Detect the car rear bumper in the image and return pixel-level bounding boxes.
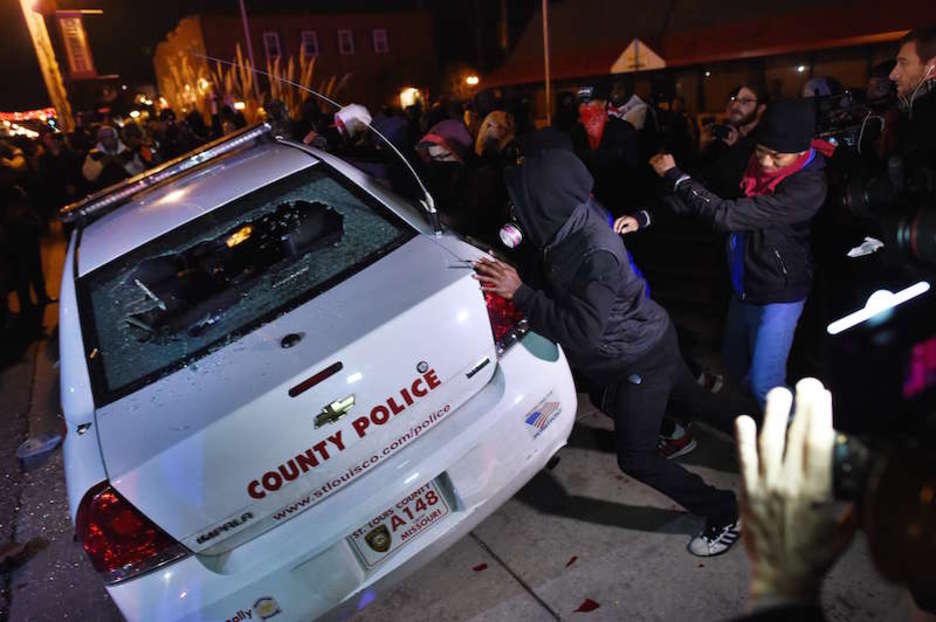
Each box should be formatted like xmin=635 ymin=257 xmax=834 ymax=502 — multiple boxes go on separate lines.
xmin=106 ymin=332 xmax=577 ymax=622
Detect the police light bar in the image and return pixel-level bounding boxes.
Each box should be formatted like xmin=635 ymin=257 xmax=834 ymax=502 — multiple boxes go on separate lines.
xmin=827 ymin=281 xmax=931 ymax=335
xmin=60 ymin=123 xmax=273 ymax=225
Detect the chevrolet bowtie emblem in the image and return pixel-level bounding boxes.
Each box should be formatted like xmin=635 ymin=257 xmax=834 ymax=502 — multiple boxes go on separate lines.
xmin=315 ymin=395 xmax=355 ymax=428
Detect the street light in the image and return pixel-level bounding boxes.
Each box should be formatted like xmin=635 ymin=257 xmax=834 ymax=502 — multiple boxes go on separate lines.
xmin=400 ymin=87 xmax=420 ymax=109
xmin=465 ymin=75 xmax=480 ymax=86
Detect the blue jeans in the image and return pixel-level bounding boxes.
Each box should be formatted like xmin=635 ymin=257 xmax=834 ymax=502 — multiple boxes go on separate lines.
xmin=722 ymin=297 xmax=806 ymax=410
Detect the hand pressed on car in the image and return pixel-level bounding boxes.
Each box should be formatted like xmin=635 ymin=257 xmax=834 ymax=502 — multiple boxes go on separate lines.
xmin=473 ymin=257 xmax=523 ymax=300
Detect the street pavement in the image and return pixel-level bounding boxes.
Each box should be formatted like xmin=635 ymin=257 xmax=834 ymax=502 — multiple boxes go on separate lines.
xmin=0 ymin=233 xmax=916 ymax=622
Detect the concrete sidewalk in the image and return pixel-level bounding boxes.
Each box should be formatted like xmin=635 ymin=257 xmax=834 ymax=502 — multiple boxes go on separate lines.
xmin=2 ymin=337 xmax=122 ymax=622
xmin=351 ymin=407 xmax=908 ymax=622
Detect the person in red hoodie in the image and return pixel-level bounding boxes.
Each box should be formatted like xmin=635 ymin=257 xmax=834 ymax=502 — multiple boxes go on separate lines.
xmin=652 ymin=99 xmax=827 ymax=411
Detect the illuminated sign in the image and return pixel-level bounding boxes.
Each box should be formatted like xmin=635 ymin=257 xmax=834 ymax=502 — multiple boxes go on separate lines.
xmin=56 ymin=13 xmax=97 ymax=79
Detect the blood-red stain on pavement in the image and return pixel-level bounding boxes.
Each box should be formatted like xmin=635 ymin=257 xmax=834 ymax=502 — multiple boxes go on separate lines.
xmin=575 ymin=598 xmax=600 ymax=613
xmin=472 ymin=563 xmax=488 ymax=572
xmin=566 ymin=555 xmax=578 ymax=567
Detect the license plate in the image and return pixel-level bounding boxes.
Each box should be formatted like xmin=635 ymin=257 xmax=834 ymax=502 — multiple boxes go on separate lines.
xmin=348 ymin=480 xmax=450 ymax=568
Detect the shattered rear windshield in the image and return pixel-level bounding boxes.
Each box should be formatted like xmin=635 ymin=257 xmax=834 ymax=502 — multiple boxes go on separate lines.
xmin=79 ymin=164 xmax=415 ymax=404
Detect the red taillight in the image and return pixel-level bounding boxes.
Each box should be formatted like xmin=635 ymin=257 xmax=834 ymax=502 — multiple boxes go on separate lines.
xmin=484 ymin=292 xmax=528 ymax=355
xmin=75 ymin=482 xmax=188 ymax=584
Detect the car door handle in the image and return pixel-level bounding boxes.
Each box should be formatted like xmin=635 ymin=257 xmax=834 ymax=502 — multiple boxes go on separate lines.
xmin=289 ymin=361 xmax=343 ymax=398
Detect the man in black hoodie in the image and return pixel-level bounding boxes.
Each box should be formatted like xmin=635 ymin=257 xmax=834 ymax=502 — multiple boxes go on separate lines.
xmin=474 ymin=134 xmax=741 ymax=557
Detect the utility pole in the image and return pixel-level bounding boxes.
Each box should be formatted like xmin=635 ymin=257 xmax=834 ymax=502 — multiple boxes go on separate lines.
xmin=499 ymin=0 xmax=509 ymax=53
xmin=542 ymin=0 xmax=551 ymax=124
xmin=19 ymin=0 xmax=74 ymax=131
xmin=239 ymin=0 xmax=260 ymax=99
xmin=473 ymin=0 xmax=484 ymax=70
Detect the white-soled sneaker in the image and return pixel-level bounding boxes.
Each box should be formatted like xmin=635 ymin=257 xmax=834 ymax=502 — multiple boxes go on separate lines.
xmin=657 ymin=422 xmax=698 ymax=460
xmin=688 ymin=518 xmax=742 ymax=557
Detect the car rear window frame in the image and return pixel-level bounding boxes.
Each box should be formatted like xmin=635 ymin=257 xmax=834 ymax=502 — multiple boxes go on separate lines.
xmin=75 ymin=158 xmax=418 ymax=407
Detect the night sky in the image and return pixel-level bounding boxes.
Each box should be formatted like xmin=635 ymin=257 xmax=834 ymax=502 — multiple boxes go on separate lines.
xmin=0 ymin=0 xmax=536 ymax=111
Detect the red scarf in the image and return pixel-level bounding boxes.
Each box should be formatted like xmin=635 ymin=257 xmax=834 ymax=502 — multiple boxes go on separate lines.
xmin=579 ymin=103 xmax=607 ymax=150
xmin=810 ymin=138 xmax=836 ymax=158
xmin=740 ymin=149 xmax=812 ymax=197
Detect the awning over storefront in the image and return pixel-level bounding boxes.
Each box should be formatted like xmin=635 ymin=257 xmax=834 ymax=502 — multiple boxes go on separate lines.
xmin=485 ymin=0 xmax=935 ymax=88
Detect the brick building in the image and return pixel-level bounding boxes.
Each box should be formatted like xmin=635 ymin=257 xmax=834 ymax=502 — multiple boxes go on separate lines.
xmin=155 ymin=9 xmax=436 ymax=112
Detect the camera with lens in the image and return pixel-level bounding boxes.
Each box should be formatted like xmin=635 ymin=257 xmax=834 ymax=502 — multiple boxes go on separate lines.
xmin=816 ymin=84 xmax=936 ymax=599
xmin=814 ymin=87 xmax=896 ymax=149
xmin=711 ymin=123 xmax=732 ymax=141
xmin=826 ymin=274 xmax=936 ymax=600
xmin=822 ymin=86 xmax=936 ymax=269
xmin=840 ymin=163 xmax=936 ymax=268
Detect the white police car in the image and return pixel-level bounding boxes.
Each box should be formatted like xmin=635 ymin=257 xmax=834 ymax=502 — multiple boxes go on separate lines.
xmin=58 ymin=124 xmax=577 ymax=621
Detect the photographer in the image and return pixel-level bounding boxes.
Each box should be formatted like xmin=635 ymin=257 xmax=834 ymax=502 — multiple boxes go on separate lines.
xmin=653 ymin=99 xmax=827 ymax=410
xmin=696 ymin=84 xmax=768 ymax=199
xmin=474 ymin=134 xmax=742 ymax=557
xmin=825 ymin=29 xmax=936 ymax=282
xmin=890 ymin=27 xmax=936 ymax=178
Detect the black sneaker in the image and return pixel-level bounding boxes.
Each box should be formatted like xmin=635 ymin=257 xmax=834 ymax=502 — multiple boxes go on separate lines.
xmin=688 ymin=518 xmax=742 ymax=557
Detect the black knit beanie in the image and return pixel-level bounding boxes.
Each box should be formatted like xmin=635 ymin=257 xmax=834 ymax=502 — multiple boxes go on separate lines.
xmin=755 ymin=98 xmax=816 ymax=153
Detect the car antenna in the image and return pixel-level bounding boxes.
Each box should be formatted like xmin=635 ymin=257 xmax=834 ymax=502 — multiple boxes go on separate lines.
xmin=192 ymin=53 xmax=442 ymax=235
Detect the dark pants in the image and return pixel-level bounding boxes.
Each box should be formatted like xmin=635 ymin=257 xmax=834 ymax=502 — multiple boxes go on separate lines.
xmin=596 ymin=322 xmax=738 ymax=523
xmin=10 ymin=235 xmax=47 ymax=312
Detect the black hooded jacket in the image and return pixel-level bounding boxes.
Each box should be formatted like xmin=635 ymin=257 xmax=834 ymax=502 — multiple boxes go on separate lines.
xmin=507 ymin=145 xmax=669 ymax=381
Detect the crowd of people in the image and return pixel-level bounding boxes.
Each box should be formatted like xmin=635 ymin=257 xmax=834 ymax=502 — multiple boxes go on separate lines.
xmin=475 ymin=28 xmax=936 ymax=620
xmin=474 ymin=27 xmax=935 ymax=619
xmin=200 ymin=29 xmax=935 ymax=606
xmin=0 ymin=100 xmax=249 ymax=346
